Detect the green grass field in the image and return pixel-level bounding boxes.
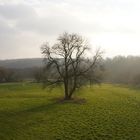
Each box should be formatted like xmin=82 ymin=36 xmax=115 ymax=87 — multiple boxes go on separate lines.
xmin=0 ymin=83 xmax=140 ymax=140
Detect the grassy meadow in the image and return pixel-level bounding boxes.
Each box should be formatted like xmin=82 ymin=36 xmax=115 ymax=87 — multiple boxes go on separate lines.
xmin=0 ymin=83 xmax=140 ymax=140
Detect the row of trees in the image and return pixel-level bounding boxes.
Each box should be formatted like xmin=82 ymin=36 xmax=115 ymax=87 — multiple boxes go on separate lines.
xmin=103 ymin=56 xmax=140 ymax=85
xmin=2 ymin=56 xmax=140 ymax=86
xmin=0 ymin=67 xmax=41 ymax=83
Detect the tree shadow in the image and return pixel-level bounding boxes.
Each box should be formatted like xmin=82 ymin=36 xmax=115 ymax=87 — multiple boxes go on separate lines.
xmin=50 ymin=96 xmax=87 ymax=104
xmin=0 ymin=97 xmax=85 ymax=121
xmin=0 ymin=101 xmax=58 ymax=120
xmin=25 ymin=101 xmax=58 ymax=113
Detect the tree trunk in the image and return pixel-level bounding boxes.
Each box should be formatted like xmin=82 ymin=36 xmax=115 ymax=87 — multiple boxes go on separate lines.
xmin=64 ymin=95 xmax=71 ymax=100
xmin=68 ymin=88 xmax=74 ymax=99
xmin=64 ymin=79 xmax=70 ymax=100
xmin=68 ymin=77 xmax=76 ymax=99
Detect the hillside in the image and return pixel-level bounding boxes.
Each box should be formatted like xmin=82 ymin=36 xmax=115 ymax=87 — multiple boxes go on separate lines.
xmin=0 ymin=58 xmax=43 ymax=68
xmin=0 ymin=83 xmax=140 ymax=140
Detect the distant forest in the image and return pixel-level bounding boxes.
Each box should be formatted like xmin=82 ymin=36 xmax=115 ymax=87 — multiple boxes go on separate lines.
xmin=0 ymin=56 xmax=140 ymax=85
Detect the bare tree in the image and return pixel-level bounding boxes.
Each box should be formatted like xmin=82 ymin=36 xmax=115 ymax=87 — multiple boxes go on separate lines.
xmin=0 ymin=67 xmax=16 ymax=83
xmin=41 ymin=32 xmax=102 ymax=100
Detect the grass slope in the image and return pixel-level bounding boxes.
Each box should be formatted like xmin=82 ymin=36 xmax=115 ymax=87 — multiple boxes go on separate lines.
xmin=0 ymin=83 xmax=140 ymax=140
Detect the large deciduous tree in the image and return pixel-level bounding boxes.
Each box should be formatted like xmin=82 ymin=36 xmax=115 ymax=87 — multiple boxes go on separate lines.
xmin=41 ymin=32 xmax=102 ymax=100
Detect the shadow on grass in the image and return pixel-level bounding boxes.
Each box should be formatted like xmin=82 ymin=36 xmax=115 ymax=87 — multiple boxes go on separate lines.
xmin=0 ymin=101 xmax=58 ymax=121
xmin=50 ymin=97 xmax=87 ymax=104
xmin=0 ymin=97 xmax=86 ymax=119
xmin=25 ymin=102 xmax=58 ymax=113
xmin=0 ymin=101 xmax=59 ymax=139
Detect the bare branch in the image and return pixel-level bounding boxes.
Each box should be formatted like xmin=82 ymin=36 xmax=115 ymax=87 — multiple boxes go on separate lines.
xmin=41 ymin=32 xmax=103 ymax=100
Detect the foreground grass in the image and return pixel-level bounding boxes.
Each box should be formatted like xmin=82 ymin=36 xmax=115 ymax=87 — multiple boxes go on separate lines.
xmin=0 ymin=83 xmax=140 ymax=140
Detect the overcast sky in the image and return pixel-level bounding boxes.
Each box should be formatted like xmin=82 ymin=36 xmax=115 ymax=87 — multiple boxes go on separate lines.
xmin=0 ymin=0 xmax=140 ymax=59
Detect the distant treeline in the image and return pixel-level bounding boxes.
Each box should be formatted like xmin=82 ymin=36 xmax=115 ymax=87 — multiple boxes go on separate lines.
xmin=0 ymin=67 xmax=39 ymax=82
xmin=103 ymin=56 xmax=140 ymax=85
xmin=0 ymin=56 xmax=140 ymax=85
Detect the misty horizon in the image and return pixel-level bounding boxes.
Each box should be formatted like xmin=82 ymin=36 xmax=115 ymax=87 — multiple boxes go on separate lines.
xmin=1 ymin=54 xmax=140 ymax=61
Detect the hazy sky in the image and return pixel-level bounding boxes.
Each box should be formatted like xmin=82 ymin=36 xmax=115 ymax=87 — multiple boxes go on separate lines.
xmin=0 ymin=0 xmax=140 ymax=59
